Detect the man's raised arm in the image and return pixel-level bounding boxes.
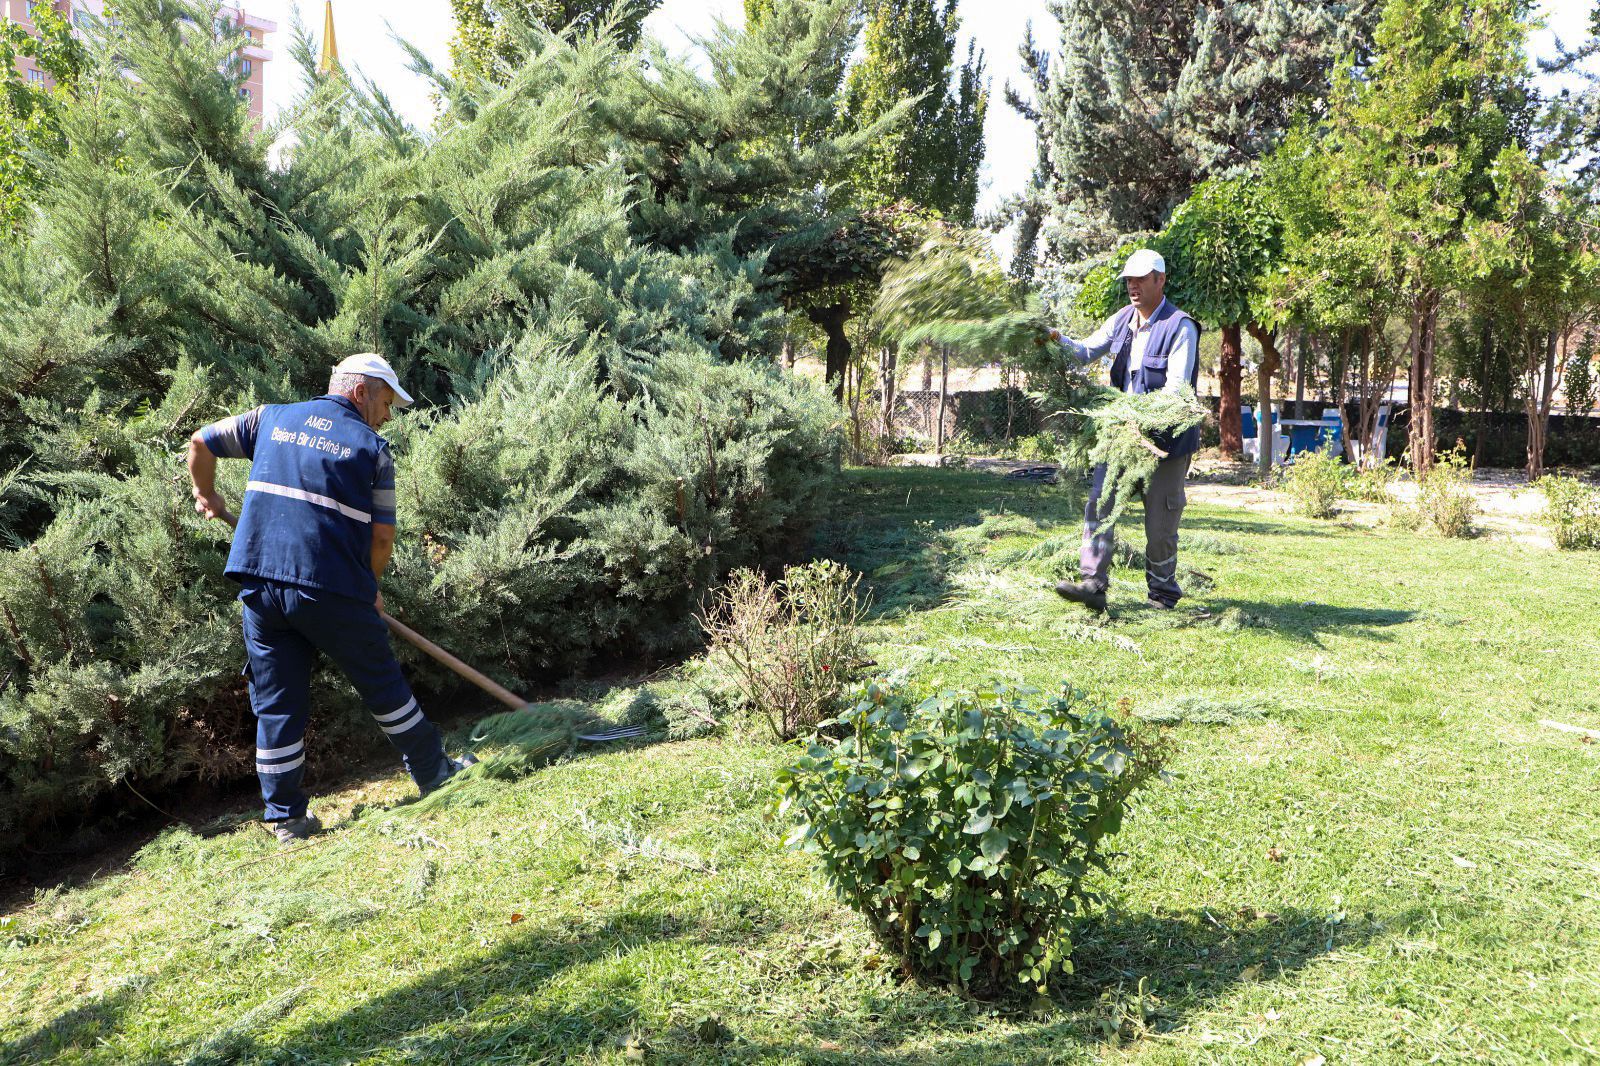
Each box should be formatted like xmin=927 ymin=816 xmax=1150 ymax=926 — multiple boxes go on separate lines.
xmin=1048 ymin=316 xmax=1116 ymax=368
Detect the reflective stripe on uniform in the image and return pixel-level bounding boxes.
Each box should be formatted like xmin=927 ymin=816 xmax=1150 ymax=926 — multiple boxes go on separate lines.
xmin=256 ymin=740 xmax=304 ymax=760
xmin=246 ymin=480 xmax=372 ymax=523
xmin=373 ymin=697 xmax=418 ymax=724
xmin=256 ymin=754 xmax=306 ymax=774
xmin=380 ymin=708 xmax=425 ymax=735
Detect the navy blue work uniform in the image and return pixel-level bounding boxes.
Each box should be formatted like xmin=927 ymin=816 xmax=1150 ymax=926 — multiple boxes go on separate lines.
xmin=199 ymin=394 xmax=449 ymax=822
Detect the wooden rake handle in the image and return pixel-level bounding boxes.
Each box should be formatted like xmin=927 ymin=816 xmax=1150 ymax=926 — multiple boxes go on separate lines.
xmin=380 ymin=613 xmax=528 ymax=711
xmin=209 ymin=506 xmax=528 ymax=711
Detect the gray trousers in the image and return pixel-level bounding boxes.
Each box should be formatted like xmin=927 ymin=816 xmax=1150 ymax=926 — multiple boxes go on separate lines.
xmin=1079 ymin=454 xmax=1191 ymax=605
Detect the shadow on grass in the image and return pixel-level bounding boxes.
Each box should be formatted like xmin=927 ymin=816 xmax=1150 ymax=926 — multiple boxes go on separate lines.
xmin=1 ymin=975 xmax=155 ymax=1063
xmin=4 ymin=895 xmax=1411 ymax=1064
xmin=1192 ymin=597 xmax=1417 ymax=647
xmin=1183 ymin=511 xmax=1340 ymax=538
xmin=765 ymin=904 xmax=1412 ymax=1063
xmin=758 ymin=903 xmax=1410 ymax=1064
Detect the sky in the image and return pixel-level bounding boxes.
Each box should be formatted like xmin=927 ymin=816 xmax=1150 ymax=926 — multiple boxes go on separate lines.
xmin=254 ymin=0 xmax=1595 ymax=231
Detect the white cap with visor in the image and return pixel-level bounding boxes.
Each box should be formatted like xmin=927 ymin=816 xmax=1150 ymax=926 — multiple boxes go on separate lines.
xmin=333 ymin=353 xmax=413 ymax=408
xmin=1121 ymin=248 xmax=1167 ymax=278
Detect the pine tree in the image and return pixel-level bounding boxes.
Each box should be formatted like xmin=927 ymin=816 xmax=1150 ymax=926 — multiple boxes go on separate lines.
xmin=1010 ymin=0 xmax=1376 ymax=272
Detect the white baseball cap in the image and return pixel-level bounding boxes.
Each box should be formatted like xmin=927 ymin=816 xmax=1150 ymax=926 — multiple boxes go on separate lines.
xmin=1121 ymin=248 xmax=1167 ymax=277
xmin=333 ymin=352 xmax=414 ymax=408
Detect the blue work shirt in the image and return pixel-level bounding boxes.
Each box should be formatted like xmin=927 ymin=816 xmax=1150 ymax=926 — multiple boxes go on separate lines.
xmin=198 ymin=394 xmax=397 ymax=603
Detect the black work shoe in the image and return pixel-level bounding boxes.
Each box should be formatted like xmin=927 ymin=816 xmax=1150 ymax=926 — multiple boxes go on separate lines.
xmin=271 ymin=813 xmax=321 ymax=845
xmin=419 ymin=753 xmax=479 ymax=797
xmin=1054 ymin=580 xmax=1108 ymax=613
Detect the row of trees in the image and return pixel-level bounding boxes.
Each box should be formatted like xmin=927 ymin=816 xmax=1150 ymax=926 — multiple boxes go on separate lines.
xmin=1017 ymin=0 xmax=1600 ymax=478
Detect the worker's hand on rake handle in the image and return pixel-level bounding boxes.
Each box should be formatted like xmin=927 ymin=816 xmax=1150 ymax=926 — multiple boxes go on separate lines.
xmin=193 ymin=487 xmax=235 ymax=527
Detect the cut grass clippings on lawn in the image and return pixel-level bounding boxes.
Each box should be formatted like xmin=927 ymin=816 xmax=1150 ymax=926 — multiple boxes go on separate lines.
xmin=3 ymin=465 xmax=1600 ymax=1064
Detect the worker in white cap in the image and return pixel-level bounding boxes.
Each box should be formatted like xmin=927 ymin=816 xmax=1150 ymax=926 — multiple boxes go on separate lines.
xmin=186 ymin=354 xmax=472 ymax=843
xmin=1047 ymin=248 xmax=1204 ymax=614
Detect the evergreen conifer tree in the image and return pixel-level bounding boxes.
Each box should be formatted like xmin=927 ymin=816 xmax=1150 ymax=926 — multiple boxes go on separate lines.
xmin=0 ymin=0 xmax=868 ymax=864
xmin=1010 ymin=0 xmax=1376 ymax=272
xmin=450 ymin=0 xmax=663 ymax=78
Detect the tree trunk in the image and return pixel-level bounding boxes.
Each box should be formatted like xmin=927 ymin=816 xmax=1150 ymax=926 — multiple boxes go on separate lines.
xmin=849 ymin=355 xmax=862 ymax=456
xmin=1295 ymin=330 xmax=1308 ymax=419
xmin=1407 ymin=290 xmax=1439 ymax=476
xmin=1474 ymin=319 xmax=1493 ymax=467
xmin=1247 ymin=323 xmax=1281 ymax=479
xmin=935 ymin=345 xmax=950 ymax=455
xmin=1219 ymin=322 xmax=1243 ymax=458
xmin=921 ymin=346 xmax=933 ymax=390
xmin=1528 ymin=329 xmax=1559 ymax=479
xmin=782 ymin=333 xmax=796 ymax=369
xmin=879 ymin=344 xmax=898 ymax=446
xmin=806 ymin=301 xmax=851 ymax=404
xmin=1347 ymin=329 xmax=1366 ymax=464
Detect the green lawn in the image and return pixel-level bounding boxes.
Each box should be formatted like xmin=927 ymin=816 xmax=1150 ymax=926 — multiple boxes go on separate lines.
xmin=4 ymin=466 xmax=1599 ymax=1064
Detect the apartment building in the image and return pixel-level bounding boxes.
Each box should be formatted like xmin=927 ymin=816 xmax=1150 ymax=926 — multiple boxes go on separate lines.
xmin=8 ymin=1 xmax=276 ymax=123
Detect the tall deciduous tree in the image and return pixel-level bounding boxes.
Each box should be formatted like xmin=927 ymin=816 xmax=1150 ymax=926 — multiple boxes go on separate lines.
xmin=0 ymin=6 xmax=85 ymax=239
xmin=839 ymin=0 xmax=987 ymax=435
xmin=1317 ymin=0 xmax=1534 ymax=474
xmin=842 ymin=0 xmax=986 ymax=224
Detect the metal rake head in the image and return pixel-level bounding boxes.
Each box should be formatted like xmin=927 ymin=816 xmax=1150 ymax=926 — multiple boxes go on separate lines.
xmin=576 ymin=725 xmax=647 ymax=743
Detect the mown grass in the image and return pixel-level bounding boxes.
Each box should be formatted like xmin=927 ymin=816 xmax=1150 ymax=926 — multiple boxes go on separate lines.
xmin=4 ymin=465 xmax=1599 ymax=1064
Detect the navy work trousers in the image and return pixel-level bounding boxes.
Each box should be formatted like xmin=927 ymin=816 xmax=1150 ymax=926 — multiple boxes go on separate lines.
xmin=239 ymin=579 xmax=448 ymax=821
xmin=1079 ymin=454 xmax=1192 ymax=606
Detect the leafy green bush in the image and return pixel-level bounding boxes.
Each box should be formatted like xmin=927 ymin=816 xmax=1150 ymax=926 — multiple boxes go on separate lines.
xmin=777 ymin=677 xmax=1168 ymax=997
xmin=1350 ymin=457 xmax=1400 ymax=504
xmin=1536 ymin=475 xmax=1600 ymax=550
xmin=1416 ymin=447 xmax=1478 ymax=538
xmin=1012 ymin=432 xmax=1060 ymax=463
xmin=702 ymin=561 xmax=870 ymax=740
xmin=1281 ymin=444 xmax=1349 ymax=518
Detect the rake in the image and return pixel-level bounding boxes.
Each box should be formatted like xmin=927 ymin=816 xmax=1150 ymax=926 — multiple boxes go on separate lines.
xmin=383 ymin=614 xmax=645 ymax=743
xmin=215 ymin=511 xmax=642 ymax=743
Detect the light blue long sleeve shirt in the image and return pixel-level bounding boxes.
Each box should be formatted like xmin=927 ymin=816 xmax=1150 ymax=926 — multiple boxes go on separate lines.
xmin=1057 ymin=303 xmax=1200 ymax=395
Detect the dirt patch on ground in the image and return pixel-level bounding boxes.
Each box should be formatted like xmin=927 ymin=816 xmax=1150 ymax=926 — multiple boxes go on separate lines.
xmin=1186 ymin=465 xmax=1553 ymax=546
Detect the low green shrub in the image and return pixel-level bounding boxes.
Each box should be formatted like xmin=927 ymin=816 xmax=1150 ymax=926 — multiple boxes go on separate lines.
xmin=777 ymin=676 xmax=1168 ymax=997
xmin=1416 ymin=447 xmax=1478 ymax=538
xmin=702 ymin=560 xmax=870 ymax=741
xmin=1350 ymin=458 xmax=1400 ymax=504
xmin=1536 ymin=475 xmax=1600 ymax=550
xmin=1282 ymin=445 xmax=1349 ymax=518
xmin=1013 ymin=433 xmax=1060 ymax=463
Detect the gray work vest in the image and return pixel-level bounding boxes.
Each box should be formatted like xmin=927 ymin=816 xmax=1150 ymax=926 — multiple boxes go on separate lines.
xmin=1107 ymin=299 xmax=1203 ymax=458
